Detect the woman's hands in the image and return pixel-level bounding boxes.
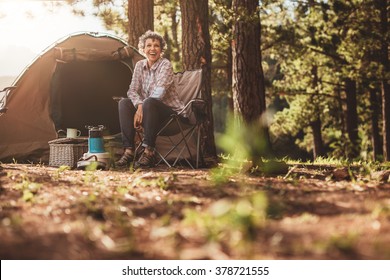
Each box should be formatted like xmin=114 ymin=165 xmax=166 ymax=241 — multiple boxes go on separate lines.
xmin=134 ymin=104 xmax=143 ymax=129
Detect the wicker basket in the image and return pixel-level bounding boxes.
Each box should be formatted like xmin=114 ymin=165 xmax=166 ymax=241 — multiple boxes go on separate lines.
xmin=49 ymin=138 xmax=88 ymax=168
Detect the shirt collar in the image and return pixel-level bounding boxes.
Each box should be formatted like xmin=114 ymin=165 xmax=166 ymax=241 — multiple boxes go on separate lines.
xmin=143 ymin=57 xmax=164 ymax=71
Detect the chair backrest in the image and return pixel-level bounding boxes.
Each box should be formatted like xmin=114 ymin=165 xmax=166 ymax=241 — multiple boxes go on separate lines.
xmin=174 ymin=69 xmax=203 ymax=104
xmin=174 ymin=69 xmax=203 ymax=122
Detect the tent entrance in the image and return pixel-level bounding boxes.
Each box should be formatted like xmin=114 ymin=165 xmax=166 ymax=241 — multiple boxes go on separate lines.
xmin=50 ymin=60 xmax=131 ymax=136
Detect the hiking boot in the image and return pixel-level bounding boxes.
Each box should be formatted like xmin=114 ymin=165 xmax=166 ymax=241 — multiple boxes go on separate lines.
xmin=134 ymin=150 xmax=155 ymax=169
xmin=115 ymin=152 xmax=134 ymax=167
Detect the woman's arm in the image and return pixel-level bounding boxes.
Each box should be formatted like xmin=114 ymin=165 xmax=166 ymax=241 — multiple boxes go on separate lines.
xmin=127 ymin=61 xmax=144 ymax=106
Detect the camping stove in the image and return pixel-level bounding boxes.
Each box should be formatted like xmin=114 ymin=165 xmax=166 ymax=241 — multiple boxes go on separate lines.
xmin=77 ymin=125 xmax=110 ymax=170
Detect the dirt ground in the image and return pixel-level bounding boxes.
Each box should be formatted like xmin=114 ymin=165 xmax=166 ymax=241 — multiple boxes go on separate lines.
xmin=1 ymin=162 xmax=390 ymax=260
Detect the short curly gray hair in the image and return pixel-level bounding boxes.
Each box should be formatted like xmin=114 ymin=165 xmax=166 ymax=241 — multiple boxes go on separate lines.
xmin=138 ymin=30 xmax=166 ymax=53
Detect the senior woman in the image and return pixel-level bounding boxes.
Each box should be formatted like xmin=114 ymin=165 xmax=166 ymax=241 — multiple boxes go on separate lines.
xmin=116 ymin=30 xmax=185 ymax=168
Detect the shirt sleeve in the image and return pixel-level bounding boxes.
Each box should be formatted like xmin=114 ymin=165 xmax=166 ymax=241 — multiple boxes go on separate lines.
xmin=149 ymin=59 xmax=174 ymax=100
xmin=127 ymin=61 xmax=143 ymax=107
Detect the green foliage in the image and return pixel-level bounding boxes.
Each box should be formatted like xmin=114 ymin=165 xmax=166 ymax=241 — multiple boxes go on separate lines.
xmin=372 ymin=204 xmax=390 ymax=220
xmin=63 ymin=0 xmax=128 ymax=37
xmin=326 ymin=232 xmax=359 ymax=255
xmin=182 ymin=192 xmax=268 ymax=252
xmin=13 ymin=175 xmax=41 ymax=202
xmin=262 ymin=0 xmax=388 ymax=161
xmin=211 ymin=113 xmax=271 ymax=182
xmin=57 ymin=165 xmax=71 ymax=172
xmin=131 ymin=175 xmax=171 ymax=190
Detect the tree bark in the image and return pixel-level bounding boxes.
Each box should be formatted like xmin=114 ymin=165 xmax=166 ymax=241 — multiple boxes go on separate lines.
xmin=310 ymin=66 xmax=325 ymax=159
xmin=232 ymin=0 xmax=264 ymax=123
xmin=311 ymin=118 xmax=325 ymax=159
xmin=232 ymin=0 xmax=270 ymax=162
xmin=227 ymin=45 xmax=234 ymax=111
xmin=345 ymin=78 xmax=359 ymax=157
xmin=369 ymin=87 xmax=382 ymax=160
xmin=179 ymin=0 xmax=217 ymax=159
xmin=163 ymin=31 xmax=171 ymax=60
xmin=378 ymin=0 xmax=390 ymax=161
xmin=127 ymin=0 xmax=154 ymax=47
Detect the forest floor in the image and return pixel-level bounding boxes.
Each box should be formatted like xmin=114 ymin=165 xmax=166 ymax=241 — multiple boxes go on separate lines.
xmin=1 ymin=161 xmax=390 ymax=260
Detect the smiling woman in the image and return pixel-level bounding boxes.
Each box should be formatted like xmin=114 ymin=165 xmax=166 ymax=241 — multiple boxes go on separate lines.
xmin=0 ymin=0 xmax=110 ymax=76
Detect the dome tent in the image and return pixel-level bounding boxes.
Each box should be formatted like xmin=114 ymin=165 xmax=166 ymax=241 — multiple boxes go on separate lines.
xmin=0 ymin=32 xmax=144 ymax=162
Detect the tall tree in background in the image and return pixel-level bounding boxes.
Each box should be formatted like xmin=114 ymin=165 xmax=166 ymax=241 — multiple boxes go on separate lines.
xmin=179 ymin=0 xmax=217 ymax=159
xmin=377 ymin=0 xmax=390 ymax=160
xmin=369 ymin=87 xmax=382 ymax=160
xmin=232 ymin=0 xmax=266 ymax=123
xmin=310 ymin=66 xmax=325 ymax=158
xmin=127 ymin=0 xmax=154 ymax=46
xmin=232 ymin=0 xmax=269 ymax=163
xmin=265 ymin=0 xmax=371 ymax=160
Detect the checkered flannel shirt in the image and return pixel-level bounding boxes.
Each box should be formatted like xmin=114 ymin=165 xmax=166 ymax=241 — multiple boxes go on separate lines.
xmin=127 ymin=58 xmax=186 ymax=116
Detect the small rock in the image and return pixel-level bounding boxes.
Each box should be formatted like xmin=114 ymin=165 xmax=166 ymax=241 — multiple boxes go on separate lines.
xmin=332 ymin=167 xmax=351 ymax=181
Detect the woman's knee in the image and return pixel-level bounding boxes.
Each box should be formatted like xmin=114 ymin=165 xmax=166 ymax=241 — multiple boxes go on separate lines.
xmin=118 ymin=98 xmax=135 ymax=112
xmin=142 ymin=97 xmax=160 ymax=111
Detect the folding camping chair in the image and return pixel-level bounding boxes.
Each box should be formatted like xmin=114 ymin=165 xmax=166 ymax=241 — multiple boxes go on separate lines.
xmin=0 ymin=86 xmax=17 ymax=116
xmin=136 ymin=68 xmax=206 ymax=169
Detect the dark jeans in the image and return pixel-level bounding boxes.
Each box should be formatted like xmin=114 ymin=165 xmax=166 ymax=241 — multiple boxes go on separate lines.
xmin=118 ymin=97 xmax=176 ymax=149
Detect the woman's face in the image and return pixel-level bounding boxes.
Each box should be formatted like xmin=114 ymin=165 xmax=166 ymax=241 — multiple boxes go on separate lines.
xmin=143 ymin=38 xmax=162 ymax=67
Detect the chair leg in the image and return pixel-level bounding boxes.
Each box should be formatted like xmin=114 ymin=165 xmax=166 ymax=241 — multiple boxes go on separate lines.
xmin=155 ymin=149 xmax=172 ymax=167
xmin=175 ymin=118 xmax=195 ymax=164
xmin=196 ymin=125 xmax=201 ymax=169
xmin=156 ymin=125 xmax=197 ymax=169
xmin=133 ymin=131 xmax=144 ymax=166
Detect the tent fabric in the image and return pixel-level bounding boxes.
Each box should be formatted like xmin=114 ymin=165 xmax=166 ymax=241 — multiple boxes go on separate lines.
xmin=0 ymin=32 xmax=144 ymax=162
xmin=54 ymin=45 xmax=140 ymax=63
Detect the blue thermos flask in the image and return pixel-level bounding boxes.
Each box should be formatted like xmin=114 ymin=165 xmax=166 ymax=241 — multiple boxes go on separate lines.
xmin=87 ymin=125 xmax=105 ymax=153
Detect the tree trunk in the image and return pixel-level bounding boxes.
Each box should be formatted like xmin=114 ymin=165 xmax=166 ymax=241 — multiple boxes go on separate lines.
xmin=335 ymin=85 xmax=349 ymax=157
xmin=232 ymin=0 xmax=264 ymax=123
xmin=311 ymin=118 xmax=325 ymax=159
xmin=381 ymin=83 xmax=390 ymax=161
xmin=127 ymin=0 xmax=154 ymax=47
xmin=170 ymin=8 xmax=181 ymax=64
xmin=224 ymin=0 xmax=234 ymax=111
xmin=227 ymin=45 xmax=234 ymax=111
xmin=231 ymin=0 xmax=269 ymax=160
xmin=370 ymin=87 xmax=382 ymax=160
xmin=345 ymin=78 xmax=359 ymax=158
xmin=162 ymin=31 xmax=171 ymax=61
xmin=179 ymin=0 xmax=217 ymax=159
xmin=310 ymin=66 xmax=324 ymax=159
xmin=379 ymin=0 xmax=390 ymax=161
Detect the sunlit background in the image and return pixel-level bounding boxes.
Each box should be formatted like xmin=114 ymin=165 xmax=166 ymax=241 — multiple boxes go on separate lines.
xmin=0 ymin=0 xmax=113 ymax=81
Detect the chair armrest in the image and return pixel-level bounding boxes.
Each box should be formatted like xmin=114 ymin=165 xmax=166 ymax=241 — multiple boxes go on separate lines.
xmin=112 ymin=96 xmax=125 ymax=103
xmin=176 ymin=98 xmax=205 ymax=116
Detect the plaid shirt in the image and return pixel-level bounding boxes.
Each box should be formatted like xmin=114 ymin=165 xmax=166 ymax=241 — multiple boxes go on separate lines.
xmin=127 ymin=58 xmax=185 ymax=115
